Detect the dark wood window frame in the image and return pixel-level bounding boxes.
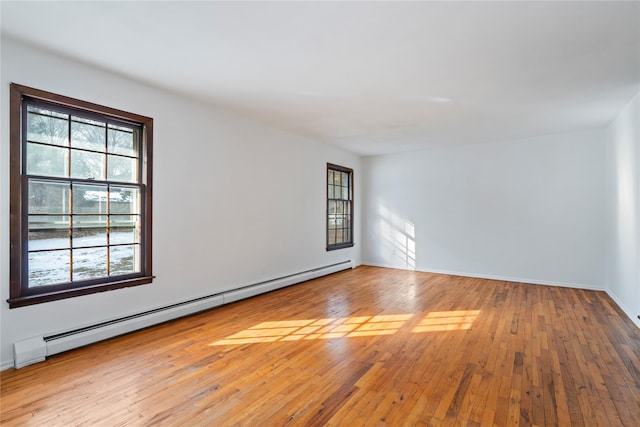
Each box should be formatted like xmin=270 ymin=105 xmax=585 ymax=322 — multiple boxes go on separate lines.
xmin=8 ymin=83 xmax=154 ymax=308
xmin=326 ymin=163 xmax=354 ymax=251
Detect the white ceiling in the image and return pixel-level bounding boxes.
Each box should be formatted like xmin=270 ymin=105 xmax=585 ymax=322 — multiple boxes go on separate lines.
xmin=2 ymin=1 xmax=639 ymax=156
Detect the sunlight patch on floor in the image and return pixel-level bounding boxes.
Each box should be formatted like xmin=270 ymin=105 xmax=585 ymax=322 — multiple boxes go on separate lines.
xmin=412 ymin=310 xmax=480 ymax=332
xmin=210 ymin=314 xmax=414 ymax=346
xmin=210 ymin=311 xmax=480 ymax=345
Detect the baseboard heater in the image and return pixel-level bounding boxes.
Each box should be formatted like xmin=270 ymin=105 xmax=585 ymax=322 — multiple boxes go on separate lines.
xmin=13 ymin=260 xmax=353 ymax=369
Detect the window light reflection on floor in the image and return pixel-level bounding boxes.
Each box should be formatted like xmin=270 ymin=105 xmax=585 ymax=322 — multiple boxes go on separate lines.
xmin=209 ymin=314 xmax=413 ymax=346
xmin=209 ymin=310 xmax=480 ymax=346
xmin=411 ymin=310 xmax=480 ymax=332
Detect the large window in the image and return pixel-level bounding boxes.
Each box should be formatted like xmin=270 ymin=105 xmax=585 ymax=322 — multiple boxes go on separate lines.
xmin=9 ymin=84 xmax=153 ymax=308
xmin=327 ymin=163 xmax=354 ymax=250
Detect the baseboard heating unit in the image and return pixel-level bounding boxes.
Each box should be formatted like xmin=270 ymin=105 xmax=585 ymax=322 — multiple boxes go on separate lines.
xmin=13 ymin=260 xmax=353 ymax=369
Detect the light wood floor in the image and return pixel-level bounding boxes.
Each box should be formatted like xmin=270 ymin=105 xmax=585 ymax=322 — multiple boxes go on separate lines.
xmin=1 ymin=266 xmax=639 ymax=426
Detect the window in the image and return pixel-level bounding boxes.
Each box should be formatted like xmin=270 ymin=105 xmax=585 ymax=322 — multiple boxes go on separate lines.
xmin=327 ymin=163 xmax=354 ymax=250
xmin=9 ymin=84 xmax=153 ymax=308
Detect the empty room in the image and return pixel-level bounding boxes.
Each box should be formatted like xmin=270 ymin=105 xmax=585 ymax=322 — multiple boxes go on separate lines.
xmin=1 ymin=1 xmax=639 ymax=426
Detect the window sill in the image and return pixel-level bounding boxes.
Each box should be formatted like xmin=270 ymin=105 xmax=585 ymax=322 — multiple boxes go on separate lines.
xmin=326 ymin=243 xmax=355 ymax=251
xmin=7 ymin=276 xmax=154 ymax=308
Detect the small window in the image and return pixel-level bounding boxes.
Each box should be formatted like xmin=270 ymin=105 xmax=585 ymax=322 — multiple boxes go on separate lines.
xmin=9 ymin=84 xmax=153 ymax=308
xmin=327 ymin=163 xmax=354 ymax=250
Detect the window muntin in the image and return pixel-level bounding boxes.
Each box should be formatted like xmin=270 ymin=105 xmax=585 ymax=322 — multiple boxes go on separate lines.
xmin=327 ymin=164 xmax=354 ymax=250
xmin=9 ymin=84 xmax=153 ymax=308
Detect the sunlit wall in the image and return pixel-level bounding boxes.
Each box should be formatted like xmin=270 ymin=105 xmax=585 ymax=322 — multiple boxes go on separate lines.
xmin=362 ymin=129 xmax=607 ymax=289
xmin=606 ymin=92 xmax=640 ymax=327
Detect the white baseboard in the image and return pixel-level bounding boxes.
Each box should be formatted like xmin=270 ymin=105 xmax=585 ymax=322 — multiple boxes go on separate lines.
xmin=1 ymin=359 xmax=16 ymax=371
xmin=363 ymin=262 xmax=605 ymax=291
xmin=605 ymin=289 xmax=640 ymax=329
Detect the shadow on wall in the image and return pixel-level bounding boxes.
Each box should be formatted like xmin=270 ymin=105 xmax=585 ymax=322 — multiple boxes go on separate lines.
xmin=378 ymin=203 xmax=416 ymax=270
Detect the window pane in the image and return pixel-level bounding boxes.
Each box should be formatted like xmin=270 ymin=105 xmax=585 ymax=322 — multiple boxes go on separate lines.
xmin=73 ymin=184 xmax=108 ymax=214
xmin=107 ymin=155 xmax=137 ymax=182
xmin=27 ymin=107 xmax=69 ymax=146
xmin=72 ymin=215 xmax=107 ymax=248
xmin=328 ymin=170 xmax=334 ymax=185
xmin=72 ymin=247 xmax=107 ymax=281
xmin=109 ymin=187 xmax=139 ymax=214
xmin=29 ymin=215 xmax=70 ymax=250
xmin=110 ymin=215 xmax=140 ymax=244
xmin=29 ymin=180 xmax=70 ymax=214
xmin=328 ymin=229 xmax=337 ymax=245
xmin=328 ymin=184 xmax=334 ymax=199
xmin=71 ymin=117 xmax=106 ymax=151
xmin=29 ymin=249 xmax=70 ymax=287
xmin=70 ymin=149 xmax=105 ymax=180
xmin=27 ymin=106 xmax=67 ymax=119
xmin=335 ymin=228 xmax=342 ymax=244
xmin=342 ymin=187 xmax=349 ymax=199
xmin=108 ymin=125 xmax=136 ymax=156
xmin=27 ymin=143 xmax=68 ymax=177
xmin=110 ymin=245 xmax=139 ymax=276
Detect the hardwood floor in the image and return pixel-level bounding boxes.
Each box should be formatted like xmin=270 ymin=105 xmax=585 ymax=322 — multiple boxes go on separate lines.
xmin=1 ymin=266 xmax=639 ymax=426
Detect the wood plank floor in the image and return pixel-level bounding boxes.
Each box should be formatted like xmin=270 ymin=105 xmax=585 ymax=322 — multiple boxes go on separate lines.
xmin=1 ymin=266 xmax=639 ymax=426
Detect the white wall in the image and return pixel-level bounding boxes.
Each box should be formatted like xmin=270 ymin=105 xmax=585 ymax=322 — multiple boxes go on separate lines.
xmin=0 ymin=38 xmax=361 ymax=368
xmin=606 ymin=92 xmax=640 ymax=328
xmin=363 ymin=130 xmax=607 ymax=289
